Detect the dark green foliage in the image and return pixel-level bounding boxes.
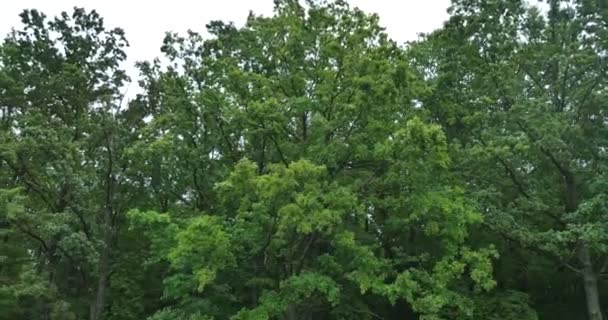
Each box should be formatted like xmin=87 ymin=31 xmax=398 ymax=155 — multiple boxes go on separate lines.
xmin=411 ymin=0 xmax=608 ymax=318
xmin=1 ymin=1 xmax=606 ymax=319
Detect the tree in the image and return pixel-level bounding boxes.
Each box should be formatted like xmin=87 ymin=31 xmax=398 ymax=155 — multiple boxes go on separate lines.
xmin=11 ymin=1 xmax=606 ymax=319
xmin=0 ymin=7 xmax=148 ymax=320
xmin=131 ymin=1 xmax=496 ymax=319
xmin=412 ymin=0 xmax=608 ymax=318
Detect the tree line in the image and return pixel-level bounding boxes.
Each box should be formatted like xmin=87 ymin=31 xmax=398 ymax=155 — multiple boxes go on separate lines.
xmin=1 ymin=0 xmax=607 ymax=319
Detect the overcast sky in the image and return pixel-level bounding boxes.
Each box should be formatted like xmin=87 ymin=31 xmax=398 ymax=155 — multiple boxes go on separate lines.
xmin=0 ymin=0 xmax=451 ymax=92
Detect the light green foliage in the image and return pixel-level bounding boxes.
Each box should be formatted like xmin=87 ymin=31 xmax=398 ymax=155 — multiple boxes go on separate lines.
xmin=132 ymin=154 xmax=489 ymax=319
xmin=169 ymin=215 xmax=234 ymax=293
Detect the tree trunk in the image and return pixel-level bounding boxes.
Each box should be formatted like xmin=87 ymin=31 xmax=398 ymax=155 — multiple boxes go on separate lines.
xmin=90 ymin=225 xmax=112 ymax=320
xmin=283 ymin=305 xmax=297 ymax=320
xmin=578 ymin=245 xmax=603 ymax=320
xmin=91 ymin=128 xmax=116 ymax=320
xmin=560 ymin=168 xmax=603 ymax=320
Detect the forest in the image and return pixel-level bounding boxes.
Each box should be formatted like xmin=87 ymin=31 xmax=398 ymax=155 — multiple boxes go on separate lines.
xmin=0 ymin=0 xmax=607 ymax=319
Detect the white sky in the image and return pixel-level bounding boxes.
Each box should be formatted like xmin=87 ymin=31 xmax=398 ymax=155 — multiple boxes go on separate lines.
xmin=0 ymin=0 xmax=450 ymax=93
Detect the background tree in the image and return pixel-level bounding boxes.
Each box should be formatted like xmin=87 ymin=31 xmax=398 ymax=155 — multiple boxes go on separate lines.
xmin=411 ymin=0 xmax=608 ymax=318
xmin=0 ymin=8 xmax=154 ymax=320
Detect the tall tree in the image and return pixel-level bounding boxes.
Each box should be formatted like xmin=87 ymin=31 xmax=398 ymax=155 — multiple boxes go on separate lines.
xmin=412 ymin=0 xmax=608 ymax=318
xmin=131 ymin=1 xmax=496 ymax=319
xmin=0 ymin=8 xmax=147 ymax=320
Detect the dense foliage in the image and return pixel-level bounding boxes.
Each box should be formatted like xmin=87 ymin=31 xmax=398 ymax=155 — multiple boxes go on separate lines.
xmin=0 ymin=0 xmax=606 ymax=319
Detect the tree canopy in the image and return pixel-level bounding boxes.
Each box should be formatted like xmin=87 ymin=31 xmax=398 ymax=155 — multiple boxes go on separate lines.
xmin=0 ymin=1 xmax=606 ymax=319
